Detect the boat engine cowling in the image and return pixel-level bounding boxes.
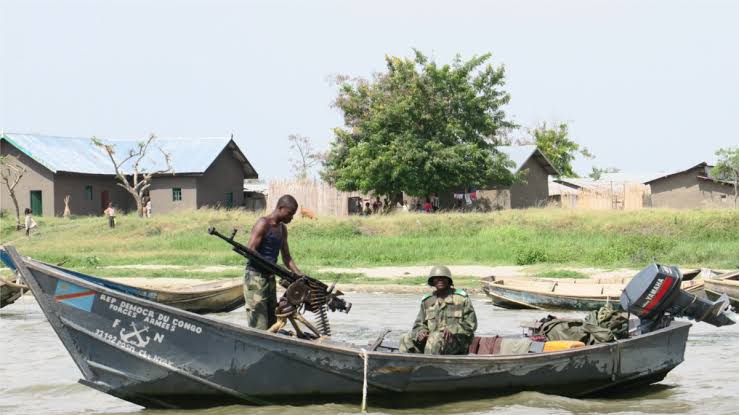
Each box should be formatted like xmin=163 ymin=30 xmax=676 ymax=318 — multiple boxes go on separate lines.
xmin=621 ymin=264 xmax=735 ymax=332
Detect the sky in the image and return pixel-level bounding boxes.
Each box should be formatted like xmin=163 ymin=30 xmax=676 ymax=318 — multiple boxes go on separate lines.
xmin=1 ymin=0 xmax=737 ymax=180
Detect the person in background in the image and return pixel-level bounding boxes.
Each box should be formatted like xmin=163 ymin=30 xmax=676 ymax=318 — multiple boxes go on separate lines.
xmin=363 ymin=202 xmax=372 ymax=216
xmin=145 ymin=198 xmax=152 ymax=218
xmin=431 ymin=192 xmax=440 ymax=212
xmin=104 ymin=202 xmax=116 ymax=228
xmin=399 ymin=266 xmax=477 ymax=355
xmin=244 ymin=194 xmax=304 ymax=330
xmin=24 ymin=208 xmax=37 ymax=236
xmin=423 ymin=198 xmax=433 ymax=213
xmin=401 ymin=200 xmax=410 ymax=213
xmin=372 ymin=197 xmax=381 ymax=214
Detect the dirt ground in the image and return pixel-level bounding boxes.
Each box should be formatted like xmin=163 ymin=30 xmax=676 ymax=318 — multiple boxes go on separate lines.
xmin=317 ymin=265 xmax=640 ymax=280
xmin=98 ymin=264 xmax=643 ymax=294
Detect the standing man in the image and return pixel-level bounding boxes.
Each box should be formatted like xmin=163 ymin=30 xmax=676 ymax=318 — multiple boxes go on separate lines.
xmin=103 ymin=202 xmax=116 ymax=228
xmin=244 ymin=194 xmax=304 ymax=330
xmin=399 ymin=266 xmax=477 ymax=355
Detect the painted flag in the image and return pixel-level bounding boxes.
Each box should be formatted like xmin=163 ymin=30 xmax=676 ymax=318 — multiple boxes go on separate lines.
xmin=54 ymin=281 xmax=95 ymax=312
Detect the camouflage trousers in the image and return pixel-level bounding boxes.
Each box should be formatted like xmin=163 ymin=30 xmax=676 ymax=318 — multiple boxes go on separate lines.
xmin=399 ymin=331 xmax=471 ymax=355
xmin=243 ymin=268 xmax=277 ymax=330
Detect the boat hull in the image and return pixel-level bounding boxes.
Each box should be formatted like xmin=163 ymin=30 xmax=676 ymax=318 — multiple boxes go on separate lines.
xmin=0 ymin=249 xmax=244 ymax=314
xmin=481 ymin=278 xmax=704 ymax=311
xmin=6 ymin=246 xmax=691 ymax=409
xmin=0 ymin=279 xmax=24 ymax=308
xmin=704 ymin=279 xmax=739 ymax=309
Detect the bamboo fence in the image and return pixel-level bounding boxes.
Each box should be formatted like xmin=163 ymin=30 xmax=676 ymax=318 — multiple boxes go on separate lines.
xmin=267 ymin=179 xmax=370 ymax=217
xmin=559 ymin=183 xmax=650 ymax=210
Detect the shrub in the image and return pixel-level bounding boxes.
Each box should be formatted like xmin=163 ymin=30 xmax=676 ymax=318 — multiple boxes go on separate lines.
xmin=85 ymin=256 xmax=101 ymax=267
xmin=515 ymin=247 xmax=548 ymax=265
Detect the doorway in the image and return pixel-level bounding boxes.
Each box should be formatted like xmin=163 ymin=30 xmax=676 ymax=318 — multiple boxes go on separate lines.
xmin=30 ymin=191 xmax=42 ymax=216
xmin=101 ymin=190 xmax=110 ymax=212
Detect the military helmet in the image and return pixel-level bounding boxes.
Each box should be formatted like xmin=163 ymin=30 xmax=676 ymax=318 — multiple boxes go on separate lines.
xmin=427 ymin=265 xmax=453 ymax=286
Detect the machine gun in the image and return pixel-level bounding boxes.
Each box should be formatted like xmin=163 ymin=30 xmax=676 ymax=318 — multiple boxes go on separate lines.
xmin=207 ymin=227 xmax=351 ymax=337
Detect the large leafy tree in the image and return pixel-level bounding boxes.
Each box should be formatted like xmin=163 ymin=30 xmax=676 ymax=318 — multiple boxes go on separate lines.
xmin=712 ymin=147 xmax=739 ymax=207
xmin=526 ymin=122 xmax=592 ymax=178
xmin=322 ymin=50 xmax=516 ymax=198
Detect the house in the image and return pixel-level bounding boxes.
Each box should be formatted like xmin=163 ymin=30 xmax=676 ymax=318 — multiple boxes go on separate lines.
xmin=644 ymin=162 xmax=735 ymax=209
xmin=438 ymin=145 xmax=559 ymax=210
xmin=0 ymin=133 xmax=258 ymax=216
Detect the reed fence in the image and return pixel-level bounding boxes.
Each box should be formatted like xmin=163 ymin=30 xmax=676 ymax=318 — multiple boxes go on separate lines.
xmin=558 ymin=183 xmax=650 ymax=210
xmin=267 ymin=179 xmax=369 ymax=217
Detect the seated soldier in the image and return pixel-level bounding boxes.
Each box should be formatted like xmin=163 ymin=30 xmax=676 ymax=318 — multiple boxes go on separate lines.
xmin=399 ymin=266 xmax=477 ymax=355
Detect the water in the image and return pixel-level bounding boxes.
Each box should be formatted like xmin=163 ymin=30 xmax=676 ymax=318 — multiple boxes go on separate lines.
xmin=1 ymin=293 xmax=737 ymax=415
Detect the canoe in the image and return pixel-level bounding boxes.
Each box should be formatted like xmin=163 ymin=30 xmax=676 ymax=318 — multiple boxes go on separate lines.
xmin=481 ymin=274 xmax=706 ymax=311
xmin=4 ymin=245 xmax=692 ymax=409
xmin=0 ymin=248 xmax=244 ymax=314
xmin=704 ymin=271 xmax=739 ymax=310
xmin=0 ymin=276 xmax=27 ymax=309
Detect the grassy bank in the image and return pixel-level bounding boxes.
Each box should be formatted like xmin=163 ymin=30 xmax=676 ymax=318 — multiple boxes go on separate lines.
xmin=1 ymin=209 xmax=737 ymax=274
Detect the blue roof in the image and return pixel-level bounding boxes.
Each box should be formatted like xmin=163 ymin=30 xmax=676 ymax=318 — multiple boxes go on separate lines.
xmin=1 ymin=133 xmax=256 ymax=176
xmin=497 ymin=145 xmax=559 ymax=175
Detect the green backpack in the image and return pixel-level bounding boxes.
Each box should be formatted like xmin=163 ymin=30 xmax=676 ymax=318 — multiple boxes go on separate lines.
xmin=539 ymin=304 xmax=629 ymax=345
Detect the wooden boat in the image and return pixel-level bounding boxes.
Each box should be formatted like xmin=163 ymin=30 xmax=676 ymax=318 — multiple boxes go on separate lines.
xmin=481 ymin=274 xmax=706 ymax=311
xmin=704 ymin=271 xmax=739 ymax=309
xmin=0 ymin=276 xmax=27 ymax=309
xmin=0 ymin=248 xmax=244 ymax=314
xmin=4 ymin=245 xmax=693 ymax=409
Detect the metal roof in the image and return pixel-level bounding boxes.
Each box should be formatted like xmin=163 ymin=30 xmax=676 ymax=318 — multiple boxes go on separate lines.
xmin=496 ymin=145 xmax=560 ymax=176
xmin=1 ymin=133 xmax=257 ymax=177
xmin=643 ymin=162 xmax=710 ymax=184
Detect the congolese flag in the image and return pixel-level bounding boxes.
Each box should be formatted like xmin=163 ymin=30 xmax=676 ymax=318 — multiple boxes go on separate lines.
xmin=54 ymin=281 xmax=95 ymax=312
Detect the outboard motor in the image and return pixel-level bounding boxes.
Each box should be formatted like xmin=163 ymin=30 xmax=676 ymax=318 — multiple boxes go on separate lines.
xmin=621 ymin=264 xmax=735 ymax=333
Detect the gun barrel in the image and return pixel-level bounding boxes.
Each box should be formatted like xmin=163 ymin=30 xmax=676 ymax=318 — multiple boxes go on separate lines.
xmin=208 ymin=227 xmax=350 ymax=314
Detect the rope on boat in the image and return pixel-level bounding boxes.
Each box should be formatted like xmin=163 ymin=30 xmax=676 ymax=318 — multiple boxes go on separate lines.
xmin=360 ymin=348 xmax=369 ymax=413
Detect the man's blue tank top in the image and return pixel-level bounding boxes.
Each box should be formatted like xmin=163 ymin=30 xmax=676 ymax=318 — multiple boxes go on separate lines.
xmin=255 ymin=223 xmax=283 ymax=264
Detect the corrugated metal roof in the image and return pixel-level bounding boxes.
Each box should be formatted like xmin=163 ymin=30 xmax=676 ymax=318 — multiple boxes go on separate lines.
xmin=548 ymin=180 xmax=579 ymax=196
xmin=644 ymin=162 xmax=710 ymax=184
xmin=1 ymin=133 xmax=243 ymax=175
xmin=497 ymin=145 xmax=559 ymax=176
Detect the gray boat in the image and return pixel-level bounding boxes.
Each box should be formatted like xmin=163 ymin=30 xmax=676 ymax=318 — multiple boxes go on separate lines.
xmin=3 ymin=246 xmax=714 ymax=409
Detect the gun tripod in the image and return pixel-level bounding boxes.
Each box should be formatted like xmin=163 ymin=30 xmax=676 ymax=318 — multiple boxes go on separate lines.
xmin=267 ymin=279 xmax=323 ymax=339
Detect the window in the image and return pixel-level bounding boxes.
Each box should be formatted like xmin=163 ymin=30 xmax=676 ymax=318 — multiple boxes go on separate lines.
xmin=226 ymin=192 xmax=233 ymax=208
xmin=85 ymin=185 xmax=93 ymax=200
xmin=172 ymin=188 xmax=182 ymax=202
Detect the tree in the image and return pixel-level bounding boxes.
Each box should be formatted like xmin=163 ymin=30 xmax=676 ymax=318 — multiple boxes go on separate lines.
xmin=523 ymin=122 xmax=592 ymax=178
xmin=588 ymin=166 xmax=621 ymax=180
xmin=0 ymin=155 xmax=27 ymax=230
xmin=322 ymin=50 xmax=516 ymax=198
xmin=712 ymin=147 xmax=739 ymax=207
xmin=287 ymin=134 xmax=324 ymax=180
xmin=91 ymin=134 xmax=174 ymax=216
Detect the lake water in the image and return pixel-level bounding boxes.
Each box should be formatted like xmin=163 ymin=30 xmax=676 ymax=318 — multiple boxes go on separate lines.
xmin=1 ymin=292 xmax=737 ymax=415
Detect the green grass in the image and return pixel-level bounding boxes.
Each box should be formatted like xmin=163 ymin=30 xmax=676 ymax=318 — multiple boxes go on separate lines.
xmin=532 ymin=269 xmax=589 ymax=279
xmin=2 ymin=208 xmax=738 ymax=275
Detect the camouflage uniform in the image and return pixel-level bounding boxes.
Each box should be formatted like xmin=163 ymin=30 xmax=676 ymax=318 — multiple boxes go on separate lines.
xmin=399 ymin=289 xmax=477 ymax=355
xmin=243 ymin=268 xmax=277 ymax=330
